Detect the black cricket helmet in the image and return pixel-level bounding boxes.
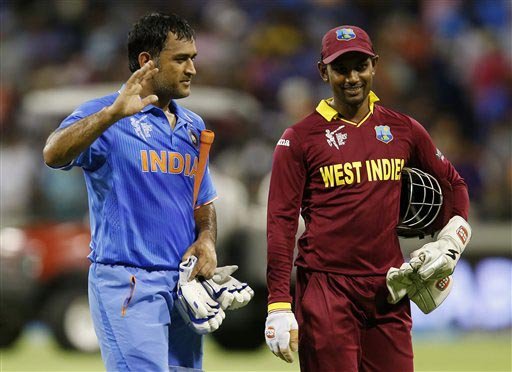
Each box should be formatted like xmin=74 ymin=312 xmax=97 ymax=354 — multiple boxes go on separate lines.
xmin=397 ymin=167 xmax=443 ymax=238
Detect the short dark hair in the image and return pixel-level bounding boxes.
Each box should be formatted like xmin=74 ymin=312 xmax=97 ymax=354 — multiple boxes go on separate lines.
xmin=127 ymin=12 xmax=195 ymax=72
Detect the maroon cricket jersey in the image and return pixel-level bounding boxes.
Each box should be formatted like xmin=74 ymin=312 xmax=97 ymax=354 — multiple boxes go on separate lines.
xmin=267 ymin=92 xmax=469 ymax=304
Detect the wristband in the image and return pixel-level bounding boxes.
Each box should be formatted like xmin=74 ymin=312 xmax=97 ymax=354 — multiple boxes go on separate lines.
xmin=268 ymin=302 xmax=291 ymax=313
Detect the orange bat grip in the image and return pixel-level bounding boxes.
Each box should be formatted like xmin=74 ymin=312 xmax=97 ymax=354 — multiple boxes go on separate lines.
xmin=193 ymin=130 xmax=215 ymax=207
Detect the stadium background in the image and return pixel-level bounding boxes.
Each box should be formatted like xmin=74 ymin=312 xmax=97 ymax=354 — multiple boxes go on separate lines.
xmin=0 ymin=0 xmax=510 ymax=371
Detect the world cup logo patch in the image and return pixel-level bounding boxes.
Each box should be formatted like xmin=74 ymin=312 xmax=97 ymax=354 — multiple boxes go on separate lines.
xmin=375 ymin=125 xmax=393 ymax=144
xmin=325 ymin=125 xmax=347 ymax=150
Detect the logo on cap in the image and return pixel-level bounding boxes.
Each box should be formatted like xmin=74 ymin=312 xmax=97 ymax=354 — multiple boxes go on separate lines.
xmin=336 ymin=28 xmax=356 ymax=41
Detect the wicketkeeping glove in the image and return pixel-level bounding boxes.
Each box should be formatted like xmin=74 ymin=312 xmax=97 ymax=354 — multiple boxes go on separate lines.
xmin=265 ymin=304 xmax=299 ymax=363
xmin=176 ymin=256 xmax=225 ymax=334
xmin=201 ymin=265 xmax=254 ymax=310
xmin=387 ymin=260 xmax=454 ymax=314
xmin=386 ymin=261 xmax=417 ymax=304
xmin=410 ymin=216 xmax=471 ymax=280
xmin=406 ymin=274 xmax=453 ymax=314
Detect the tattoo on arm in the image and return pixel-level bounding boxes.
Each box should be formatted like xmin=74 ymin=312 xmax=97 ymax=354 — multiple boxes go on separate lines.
xmin=194 ymin=203 xmax=217 ymax=243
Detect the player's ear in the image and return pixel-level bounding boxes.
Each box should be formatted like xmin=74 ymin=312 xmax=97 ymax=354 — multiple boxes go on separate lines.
xmin=318 ymin=61 xmax=328 ymax=82
xmin=371 ymin=55 xmax=379 ymax=75
xmin=138 ymin=52 xmax=152 ymax=69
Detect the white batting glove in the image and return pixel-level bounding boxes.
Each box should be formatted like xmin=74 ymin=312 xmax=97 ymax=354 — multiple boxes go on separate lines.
xmin=201 ymin=265 xmax=254 ymax=310
xmin=265 ymin=309 xmax=299 ymax=363
xmin=410 ymin=216 xmax=471 ymax=280
xmin=176 ymin=256 xmax=225 ymax=334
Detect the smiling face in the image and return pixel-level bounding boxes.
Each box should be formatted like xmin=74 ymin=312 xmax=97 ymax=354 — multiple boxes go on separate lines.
xmin=318 ymin=51 xmax=378 ymax=112
xmin=150 ymin=32 xmax=197 ymax=100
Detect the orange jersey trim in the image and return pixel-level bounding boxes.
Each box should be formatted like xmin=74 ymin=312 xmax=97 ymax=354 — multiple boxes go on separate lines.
xmin=194 ymin=196 xmax=219 ymax=210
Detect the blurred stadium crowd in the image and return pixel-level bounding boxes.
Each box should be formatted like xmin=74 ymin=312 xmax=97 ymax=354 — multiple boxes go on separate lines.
xmin=1 ymin=0 xmax=511 ymax=227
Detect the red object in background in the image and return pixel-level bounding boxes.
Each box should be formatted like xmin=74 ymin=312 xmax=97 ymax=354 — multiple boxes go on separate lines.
xmin=23 ymin=222 xmax=91 ymax=282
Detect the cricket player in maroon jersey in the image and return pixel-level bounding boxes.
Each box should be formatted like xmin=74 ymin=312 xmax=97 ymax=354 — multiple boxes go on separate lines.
xmin=264 ymin=26 xmax=472 ymax=371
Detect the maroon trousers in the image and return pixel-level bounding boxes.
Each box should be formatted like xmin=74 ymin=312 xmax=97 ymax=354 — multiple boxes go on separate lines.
xmin=295 ymin=268 xmax=414 ymax=372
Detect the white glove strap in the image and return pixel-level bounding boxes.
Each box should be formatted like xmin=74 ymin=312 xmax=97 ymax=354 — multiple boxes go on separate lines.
xmin=179 ymin=256 xmax=197 ymax=284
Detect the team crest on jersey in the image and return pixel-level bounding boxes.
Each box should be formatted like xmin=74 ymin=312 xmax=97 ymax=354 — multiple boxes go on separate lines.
xmin=325 ymin=125 xmax=347 ymax=150
xmin=130 ymin=115 xmax=153 ymax=142
xmin=336 ymin=28 xmax=356 ymax=41
xmin=374 ymin=125 xmax=393 ymax=144
xmin=188 ymin=129 xmax=199 ymax=148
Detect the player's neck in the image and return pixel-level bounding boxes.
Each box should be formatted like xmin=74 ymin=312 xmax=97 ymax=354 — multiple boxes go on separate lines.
xmin=330 ymin=96 xmax=370 ymax=122
xmin=141 ymin=84 xmax=172 ymax=111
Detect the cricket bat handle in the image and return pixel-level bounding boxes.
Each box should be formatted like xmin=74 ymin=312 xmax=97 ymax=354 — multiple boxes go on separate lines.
xmin=193 ymin=130 xmax=215 ymax=207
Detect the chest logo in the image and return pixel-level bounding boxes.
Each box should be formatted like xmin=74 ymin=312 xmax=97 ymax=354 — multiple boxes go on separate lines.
xmin=374 ymin=125 xmax=393 ymax=144
xmin=130 ymin=115 xmax=153 ymax=142
xmin=325 ymin=125 xmax=347 ymax=150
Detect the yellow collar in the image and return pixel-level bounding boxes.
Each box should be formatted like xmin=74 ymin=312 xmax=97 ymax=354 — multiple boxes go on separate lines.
xmin=316 ymin=91 xmax=380 ymax=125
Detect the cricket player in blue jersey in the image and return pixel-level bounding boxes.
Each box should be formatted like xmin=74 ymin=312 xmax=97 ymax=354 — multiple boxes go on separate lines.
xmin=43 ymin=13 xmax=219 ymax=371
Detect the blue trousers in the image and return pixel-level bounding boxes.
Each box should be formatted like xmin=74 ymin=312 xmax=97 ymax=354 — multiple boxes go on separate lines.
xmin=88 ymin=263 xmax=203 ymax=371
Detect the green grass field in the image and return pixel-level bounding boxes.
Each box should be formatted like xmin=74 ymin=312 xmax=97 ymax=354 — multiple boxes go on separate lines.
xmin=0 ymin=330 xmax=510 ymax=371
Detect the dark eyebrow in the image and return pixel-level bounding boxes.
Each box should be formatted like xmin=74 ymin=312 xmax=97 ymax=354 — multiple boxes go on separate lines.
xmin=171 ymin=52 xmax=197 ymax=59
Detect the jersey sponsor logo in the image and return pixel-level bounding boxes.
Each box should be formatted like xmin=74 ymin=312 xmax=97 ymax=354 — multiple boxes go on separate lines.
xmin=140 ymin=150 xmax=198 ymax=177
xmin=374 ymin=125 xmax=393 ymax=144
xmin=130 ymin=115 xmax=153 ymax=142
xmin=456 ymin=226 xmax=468 ymax=244
xmin=336 ymin=28 xmax=356 ymax=41
xmin=277 ymin=139 xmax=290 ymax=147
xmin=325 ymin=125 xmax=347 ymax=149
xmin=319 ymin=158 xmax=405 ymax=188
xmin=436 ymin=148 xmax=445 ymax=161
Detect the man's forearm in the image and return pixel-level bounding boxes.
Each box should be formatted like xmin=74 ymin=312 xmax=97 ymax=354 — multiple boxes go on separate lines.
xmin=43 ymin=106 xmax=121 ymax=167
xmin=194 ymin=203 xmax=217 ymax=243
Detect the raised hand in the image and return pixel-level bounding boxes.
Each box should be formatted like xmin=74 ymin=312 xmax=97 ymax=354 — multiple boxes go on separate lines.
xmin=106 ymin=61 xmax=159 ymax=120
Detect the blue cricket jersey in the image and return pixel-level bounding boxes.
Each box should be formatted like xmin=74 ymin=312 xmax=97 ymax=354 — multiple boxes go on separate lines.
xmin=57 ymin=91 xmax=217 ymax=270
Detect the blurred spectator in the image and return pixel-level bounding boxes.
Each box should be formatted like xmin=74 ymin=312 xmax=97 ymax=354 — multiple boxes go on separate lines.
xmin=0 ymin=86 xmax=38 ymax=226
xmin=0 ymin=0 xmax=510 ymax=222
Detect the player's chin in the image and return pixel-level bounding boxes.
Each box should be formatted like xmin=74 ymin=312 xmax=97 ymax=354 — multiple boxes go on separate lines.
xmin=174 ymin=87 xmax=191 ymax=99
xmin=343 ymin=94 xmax=365 ymax=106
